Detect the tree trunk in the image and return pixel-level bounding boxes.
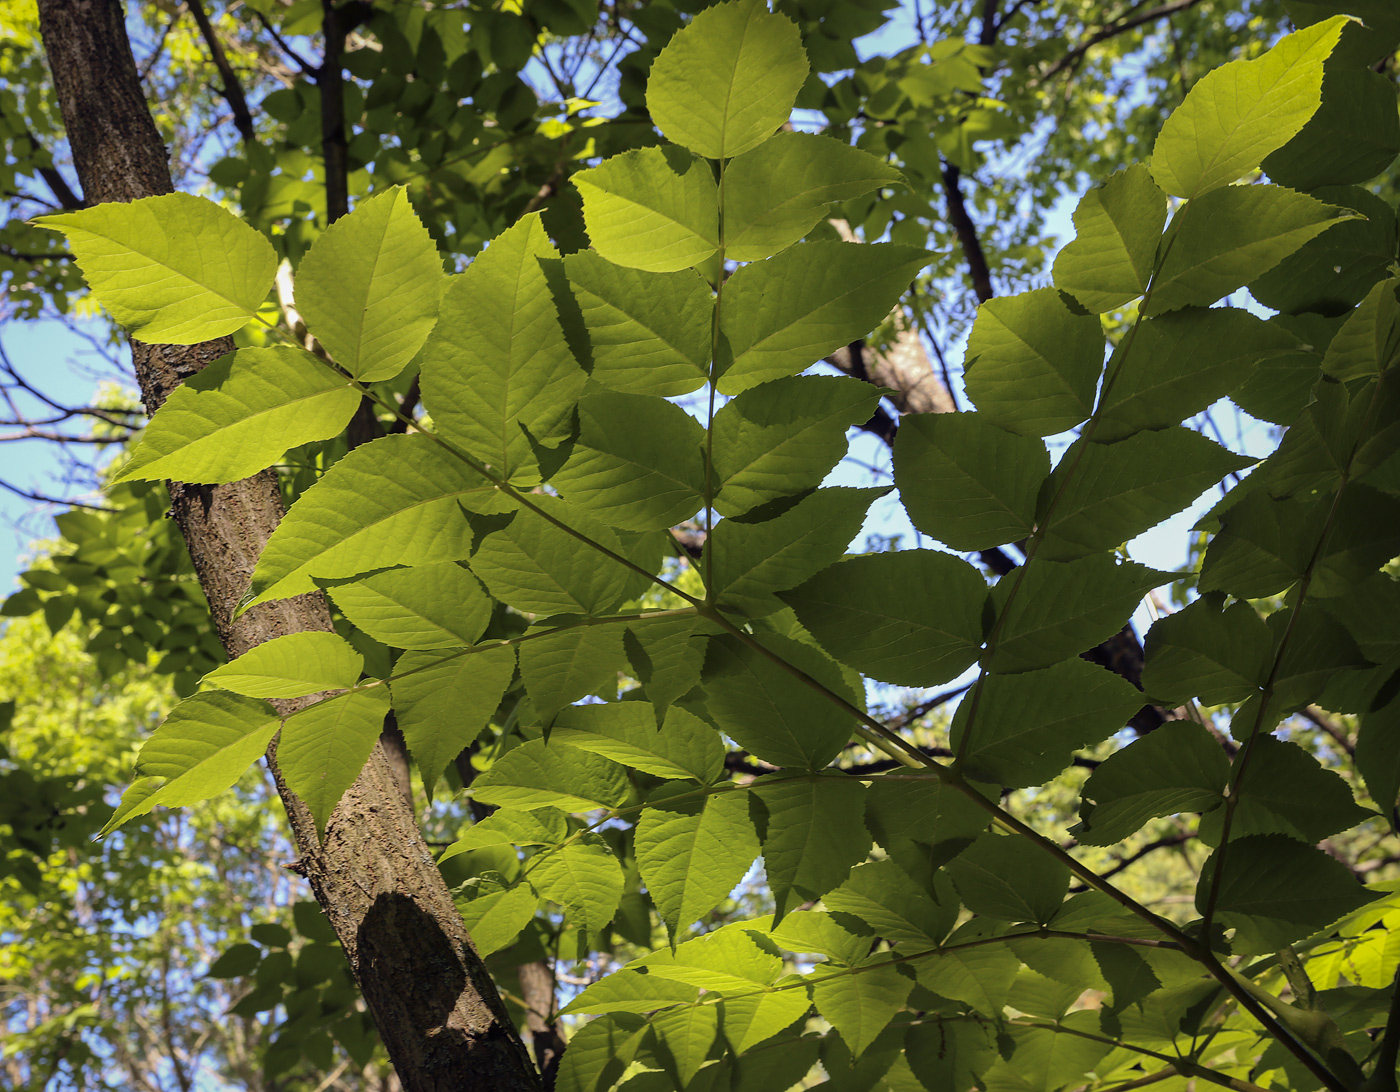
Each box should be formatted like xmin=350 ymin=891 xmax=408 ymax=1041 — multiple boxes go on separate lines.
xmin=35 ymin=3 xmax=541 ymax=1089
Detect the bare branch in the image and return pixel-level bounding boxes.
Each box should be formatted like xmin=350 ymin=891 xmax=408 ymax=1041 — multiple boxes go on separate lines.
xmin=0 ymin=477 xmax=117 ymax=512
xmin=1037 ymin=0 xmax=1209 ymax=84
xmin=187 ymin=0 xmax=256 ymax=145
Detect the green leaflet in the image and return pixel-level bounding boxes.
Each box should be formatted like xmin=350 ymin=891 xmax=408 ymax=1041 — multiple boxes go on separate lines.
xmin=717 ymin=242 xmax=930 ymax=395
xmin=635 ymin=920 xmax=784 ymax=992
xmin=518 ymin=623 xmax=626 ymax=720
xmin=551 ymin=387 xmax=706 ymax=531
xmin=1251 ymin=187 xmax=1398 ymax=317
xmin=456 ymin=880 xmax=541 ymax=959
xmin=323 ymin=563 xmax=493 ymax=650
xmin=764 ymin=910 xmax=874 ymax=964
xmin=779 ymin=550 xmax=986 ymax=688
xmin=203 ymin=632 xmax=362 ymax=699
xmin=1321 ymin=277 xmax=1400 ymax=381
xmin=560 ymin=970 xmax=699 ymax=1016
xmin=864 ymin=776 xmax=991 ymax=883
xmin=810 ymin=962 xmax=912 ymax=1057
xmin=753 ymin=772 xmax=869 ymax=919
xmin=1074 ymin=721 xmax=1231 ymax=846
xmin=1145 ymin=185 xmax=1350 ymax=315
xmin=529 ymin=833 xmax=624 ymax=937
xmin=711 ymin=375 xmax=881 ymax=516
xmin=906 ymin=1018 xmax=1003 ymax=1092
xmin=700 ymin=632 xmax=862 ymax=770
xmin=1198 ymin=834 xmax=1377 ymax=954
xmin=645 ymin=0 xmax=808 ymax=161
xmin=720 ymin=991 xmax=814 ymax=1055
xmin=1150 ymin=16 xmax=1348 ymax=198
xmin=1095 ymin=307 xmax=1298 ymax=442
xmin=1198 ymin=736 xmax=1372 ymax=846
xmin=912 ymin=928 xmax=1019 ymax=1012
xmin=963 ymin=287 xmax=1104 ymax=437
xmin=247 ymin=434 xmax=493 ymax=607
xmin=390 ymin=644 xmax=516 ymax=799
xmin=563 ymin=251 xmax=710 ymax=396
xmin=438 ymin=807 xmax=567 ymax=863
xmin=35 ymin=192 xmax=276 ymax=344
xmin=894 ymin=413 xmax=1049 ymax=551
xmin=1198 ymin=489 xmax=1315 ymax=599
xmin=1357 ymin=693 xmax=1400 ymax=822
xmin=1038 ymin=429 xmax=1254 ymax=561
xmin=572 ymin=147 xmax=719 ymax=273
xmin=1264 ymin=64 xmax=1400 ymax=190
xmin=112 ymin=347 xmax=358 ymax=486
xmin=1141 ymin=597 xmax=1271 ymax=705
xmin=104 ymin=691 xmax=279 ymax=834
xmin=624 ymin=616 xmax=711 ymax=719
xmin=945 ymin=833 xmax=1069 ymax=925
xmin=1052 ymin=164 xmax=1168 ymax=313
xmin=469 ymin=498 xmax=633 ymax=617
xmin=986 ymin=555 xmax=1172 ymax=674
xmin=553 ymin=1013 xmax=649 ymax=1092
xmin=293 ymin=186 xmax=444 ymax=382
xmin=472 ymin=738 xmax=631 ymax=812
xmin=722 ymin=132 xmax=903 ymax=262
xmin=419 ymin=213 xmax=584 ymax=478
xmin=952 ymin=659 xmax=1146 ymax=789
xmin=649 ymin=1004 xmax=720 ymax=1086
xmin=710 ymin=486 xmax=887 ymax=617
xmin=553 ymin=703 xmax=723 ymax=783
xmin=635 ymin=787 xmax=759 ymax=940
xmin=278 ymin=686 xmax=391 ymax=833
xmin=824 ymin=859 xmax=958 ymax=949
xmin=988 ymin=1016 xmax=1113 ymax=1091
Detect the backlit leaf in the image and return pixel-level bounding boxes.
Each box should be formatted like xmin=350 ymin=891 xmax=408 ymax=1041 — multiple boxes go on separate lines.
xmin=419 ymin=214 xmax=584 ymax=477
xmin=754 ymin=772 xmax=869 ymax=919
xmin=1150 ymin=17 xmax=1348 ymax=198
xmin=294 ymin=186 xmax=444 ymax=382
xmin=323 ymin=563 xmax=493 ymax=650
xmin=780 ymin=550 xmax=986 ymax=687
xmin=701 ymin=632 xmax=862 ymax=770
xmin=37 ymin=192 xmax=276 ymax=343
xmin=553 ymin=703 xmax=723 ymax=783
xmin=894 ymin=413 xmax=1049 ymax=551
xmin=573 ymin=147 xmax=719 ymax=273
xmin=112 ymin=347 xmax=357 ymax=485
xmin=945 ymin=833 xmax=1069 ymax=924
xmin=204 ymin=632 xmax=363 ymax=699
xmin=247 ymin=434 xmax=492 ymax=606
xmin=963 ymin=288 xmax=1104 ymax=437
xmin=723 ymin=132 xmax=903 ymax=261
xmin=390 ymin=645 xmax=517 ymax=800
xmin=518 ymin=623 xmax=626 ymax=719
xmin=952 ymin=659 xmax=1146 ymax=789
xmin=279 ymin=686 xmax=391 ymax=832
xmin=552 ymin=387 xmax=706 ymax=531
xmin=717 ymin=243 xmax=930 ymax=395
xmin=1075 ymin=721 xmax=1231 ymax=846
xmin=711 ymin=375 xmax=881 ymax=516
xmin=563 ymin=251 xmax=711 ymax=396
xmin=1053 ymin=164 xmax=1168 ymax=312
xmin=1141 ymin=597 xmax=1271 ymax=705
xmin=646 ymin=0 xmax=808 ymax=160
xmin=529 ymin=834 xmax=624 ymax=936
xmin=473 ymin=739 xmax=630 ymax=812
xmin=636 ymin=787 xmax=759 ymax=940
xmin=811 ymin=962 xmax=912 ymax=1057
xmin=1145 ymin=185 xmax=1350 ymax=315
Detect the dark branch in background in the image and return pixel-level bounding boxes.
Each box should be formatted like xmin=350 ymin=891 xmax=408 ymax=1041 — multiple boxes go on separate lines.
xmin=187 ymin=0 xmax=256 ymax=145
xmin=886 ymin=682 xmax=974 ymax=731
xmin=137 ymin=7 xmax=178 ymax=83
xmin=941 ymin=163 xmax=994 ymax=304
xmin=1036 ymin=0 xmax=1208 ymax=84
xmin=0 ymin=477 xmax=116 ymax=513
xmin=255 ymin=12 xmax=317 ymax=74
xmin=387 ymin=376 xmax=422 ymax=434
xmin=1299 ymin=705 xmax=1356 ymax=758
xmin=1069 ymin=831 xmax=1193 ymax=892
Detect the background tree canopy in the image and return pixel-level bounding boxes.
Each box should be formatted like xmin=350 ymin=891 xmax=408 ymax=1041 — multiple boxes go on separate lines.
xmin=3 ymin=2 xmax=1400 ymax=1091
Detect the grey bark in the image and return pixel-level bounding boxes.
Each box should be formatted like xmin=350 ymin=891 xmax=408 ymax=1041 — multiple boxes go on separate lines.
xmin=35 ymin=3 xmax=541 ymax=1089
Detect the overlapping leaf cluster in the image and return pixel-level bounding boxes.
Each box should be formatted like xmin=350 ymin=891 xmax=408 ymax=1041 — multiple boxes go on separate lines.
xmin=36 ymin=2 xmax=1400 ymax=1089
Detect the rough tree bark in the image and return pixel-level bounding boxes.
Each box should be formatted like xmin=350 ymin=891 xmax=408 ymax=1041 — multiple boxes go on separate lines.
xmin=35 ymin=3 xmax=541 ymax=1089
